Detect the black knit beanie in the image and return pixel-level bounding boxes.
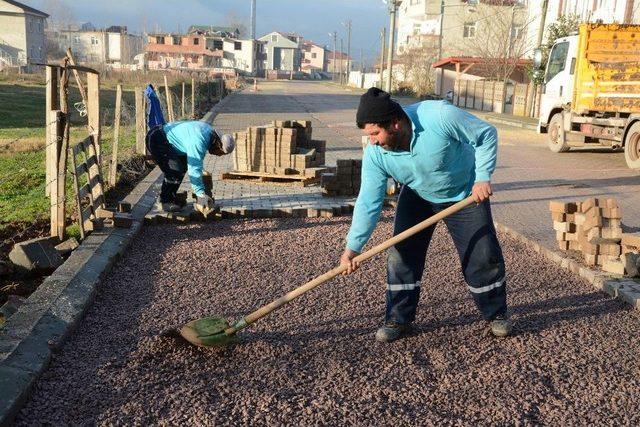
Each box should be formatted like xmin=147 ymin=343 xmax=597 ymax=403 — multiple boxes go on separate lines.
xmin=356 ymin=87 xmax=404 ymax=128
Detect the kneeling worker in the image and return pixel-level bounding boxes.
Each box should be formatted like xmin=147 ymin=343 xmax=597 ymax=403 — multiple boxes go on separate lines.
xmin=340 ymin=87 xmax=510 ymax=342
xmin=146 ymin=120 xmax=235 ymax=215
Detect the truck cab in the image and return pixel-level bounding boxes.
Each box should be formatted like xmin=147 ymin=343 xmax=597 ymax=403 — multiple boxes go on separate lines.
xmin=538 ymin=35 xmax=579 ymax=134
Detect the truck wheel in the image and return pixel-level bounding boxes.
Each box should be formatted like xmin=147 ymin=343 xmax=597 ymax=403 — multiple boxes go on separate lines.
xmin=548 ymin=113 xmax=570 ymax=153
xmin=624 ymin=122 xmax=640 ymax=169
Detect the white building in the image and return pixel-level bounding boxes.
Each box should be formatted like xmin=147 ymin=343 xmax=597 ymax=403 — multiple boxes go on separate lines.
xmin=0 ymin=0 xmax=48 ymax=70
xmin=525 ymin=0 xmax=640 ymax=57
xmin=396 ymin=0 xmax=440 ymax=55
xmin=211 ymin=37 xmax=264 ymax=75
xmin=47 ymin=26 xmax=145 ymax=66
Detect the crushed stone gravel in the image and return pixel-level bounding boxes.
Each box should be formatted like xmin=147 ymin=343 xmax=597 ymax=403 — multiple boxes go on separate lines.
xmin=16 ymin=211 xmax=640 ymax=425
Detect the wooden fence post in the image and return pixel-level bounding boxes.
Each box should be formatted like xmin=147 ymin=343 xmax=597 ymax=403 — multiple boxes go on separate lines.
xmin=86 ymin=72 xmax=101 ymax=163
xmin=65 ymin=48 xmax=88 ymax=109
xmin=135 ymin=87 xmax=147 ymax=155
xmin=45 ymin=66 xmax=59 ymax=197
xmin=109 ymin=84 xmax=122 ymax=186
xmin=181 ymin=81 xmax=186 ymax=118
xmin=191 ymin=77 xmax=196 ymax=118
xmin=49 ymin=110 xmax=64 ymax=238
xmin=164 ymin=75 xmax=174 ymax=122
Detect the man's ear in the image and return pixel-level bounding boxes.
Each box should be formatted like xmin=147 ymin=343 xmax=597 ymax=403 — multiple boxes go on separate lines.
xmin=391 ymin=118 xmax=402 ymax=131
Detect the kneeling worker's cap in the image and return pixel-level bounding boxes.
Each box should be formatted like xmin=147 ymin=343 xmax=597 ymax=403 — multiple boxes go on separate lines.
xmin=220 ymin=133 xmax=235 ymax=154
xmin=213 ymin=129 xmax=235 ymax=154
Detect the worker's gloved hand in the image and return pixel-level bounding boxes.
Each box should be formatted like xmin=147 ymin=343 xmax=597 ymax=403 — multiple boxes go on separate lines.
xmin=194 ymin=195 xmax=215 ymax=216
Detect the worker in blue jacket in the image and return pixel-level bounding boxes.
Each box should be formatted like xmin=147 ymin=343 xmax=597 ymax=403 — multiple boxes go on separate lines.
xmin=146 ymin=120 xmax=235 ymax=214
xmin=340 ymin=87 xmax=510 ymax=342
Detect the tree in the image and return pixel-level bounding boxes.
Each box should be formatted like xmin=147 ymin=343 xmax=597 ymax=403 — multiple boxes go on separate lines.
xmin=42 ymin=0 xmax=76 ymax=30
xmin=528 ymin=14 xmax=580 ymax=84
xmin=454 ymin=1 xmax=534 ymax=82
xmin=397 ymin=38 xmax=439 ymax=97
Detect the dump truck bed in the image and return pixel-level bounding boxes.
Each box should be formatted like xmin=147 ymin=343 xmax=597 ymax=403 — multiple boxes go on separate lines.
xmin=574 ymin=24 xmax=640 ymax=114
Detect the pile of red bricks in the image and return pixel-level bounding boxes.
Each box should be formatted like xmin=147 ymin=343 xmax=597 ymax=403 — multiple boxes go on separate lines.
xmin=231 ymin=120 xmax=326 ymax=178
xmin=550 ymin=198 xmax=640 ymax=276
xmin=320 ymin=159 xmax=362 ymax=197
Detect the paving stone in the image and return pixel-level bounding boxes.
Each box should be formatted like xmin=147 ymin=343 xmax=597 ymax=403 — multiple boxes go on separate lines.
xmin=9 ymin=237 xmax=63 ymax=275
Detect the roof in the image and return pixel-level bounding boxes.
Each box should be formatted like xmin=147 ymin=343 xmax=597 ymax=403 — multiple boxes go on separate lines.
xmin=432 ymin=56 xmax=532 ymax=69
xmin=188 ymin=25 xmax=239 ymax=34
xmin=326 ymin=51 xmax=351 ymax=61
xmin=1 ymin=0 xmax=49 ymax=17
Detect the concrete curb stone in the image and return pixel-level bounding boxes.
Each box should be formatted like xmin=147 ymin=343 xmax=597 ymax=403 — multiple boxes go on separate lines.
xmin=494 ymin=221 xmax=640 ymax=311
xmin=0 ymin=167 xmax=162 ymax=426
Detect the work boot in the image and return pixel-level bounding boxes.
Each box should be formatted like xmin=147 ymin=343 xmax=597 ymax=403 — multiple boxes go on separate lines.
xmin=160 ymin=202 xmax=183 ymax=213
xmin=489 ymin=315 xmax=512 ymax=337
xmin=375 ymin=322 xmax=412 ymax=343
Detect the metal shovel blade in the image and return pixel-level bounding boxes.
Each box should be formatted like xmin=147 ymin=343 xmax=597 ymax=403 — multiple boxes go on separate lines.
xmin=178 ymin=316 xmax=239 ymax=348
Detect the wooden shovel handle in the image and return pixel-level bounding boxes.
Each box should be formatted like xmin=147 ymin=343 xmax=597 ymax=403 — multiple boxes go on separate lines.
xmin=227 ymin=195 xmax=477 ymax=334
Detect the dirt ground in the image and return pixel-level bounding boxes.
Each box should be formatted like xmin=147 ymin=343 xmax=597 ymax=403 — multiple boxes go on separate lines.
xmin=15 ymin=211 xmax=640 ymax=425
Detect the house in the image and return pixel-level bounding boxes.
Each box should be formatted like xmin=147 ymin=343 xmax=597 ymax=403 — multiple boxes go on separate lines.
xmin=47 ymin=26 xmax=145 ymax=66
xmin=0 ymin=0 xmax=48 ymax=71
xmin=258 ymin=31 xmax=302 ymax=72
xmin=300 ymin=40 xmax=327 ymax=74
xmin=188 ymin=25 xmax=240 ymax=38
xmin=145 ymin=33 xmax=220 ymax=70
xmin=325 ymin=50 xmax=351 ymax=75
xmin=207 ymin=36 xmax=264 ymax=75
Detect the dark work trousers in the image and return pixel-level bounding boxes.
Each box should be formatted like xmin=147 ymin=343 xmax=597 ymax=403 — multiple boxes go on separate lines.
xmin=386 ymin=185 xmax=507 ymax=325
xmin=146 ymin=126 xmax=187 ymax=204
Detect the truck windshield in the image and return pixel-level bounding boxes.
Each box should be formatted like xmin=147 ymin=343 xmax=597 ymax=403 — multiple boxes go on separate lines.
xmin=545 ymin=42 xmax=569 ymax=83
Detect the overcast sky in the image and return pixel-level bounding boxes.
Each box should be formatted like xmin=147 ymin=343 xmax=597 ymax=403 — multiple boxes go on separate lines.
xmin=27 ymin=0 xmax=390 ymax=65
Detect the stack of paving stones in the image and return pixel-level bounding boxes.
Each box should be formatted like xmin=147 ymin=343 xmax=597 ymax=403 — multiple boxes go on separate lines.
xmin=320 ymin=159 xmax=362 ymax=197
xmin=550 ymin=198 xmax=639 ymax=276
xmin=231 ymin=120 xmax=326 ymax=178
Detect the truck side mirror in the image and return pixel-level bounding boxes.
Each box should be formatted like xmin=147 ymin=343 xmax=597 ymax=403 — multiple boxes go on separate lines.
xmin=533 ymin=49 xmax=543 ymax=69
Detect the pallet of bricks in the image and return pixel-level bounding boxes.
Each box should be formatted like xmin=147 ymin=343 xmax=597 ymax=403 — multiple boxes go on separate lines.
xmin=550 ymin=198 xmax=640 ymax=276
xmin=320 ymin=159 xmax=362 ymax=197
xmin=228 ymin=120 xmax=326 ymax=184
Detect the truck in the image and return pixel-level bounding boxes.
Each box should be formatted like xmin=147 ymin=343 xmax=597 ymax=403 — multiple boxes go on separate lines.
xmin=535 ymin=23 xmax=640 ymax=170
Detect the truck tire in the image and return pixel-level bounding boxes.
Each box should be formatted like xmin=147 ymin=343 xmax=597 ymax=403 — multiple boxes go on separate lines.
xmin=624 ymin=122 xmax=640 ymax=169
xmin=548 ymin=113 xmax=570 ymax=153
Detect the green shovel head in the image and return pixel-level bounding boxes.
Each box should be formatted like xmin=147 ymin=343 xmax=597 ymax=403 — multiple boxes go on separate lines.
xmin=179 ymin=316 xmax=239 ymax=348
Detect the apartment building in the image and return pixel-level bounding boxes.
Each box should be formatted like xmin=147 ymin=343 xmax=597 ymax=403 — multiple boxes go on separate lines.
xmin=0 ymin=0 xmax=48 ymax=70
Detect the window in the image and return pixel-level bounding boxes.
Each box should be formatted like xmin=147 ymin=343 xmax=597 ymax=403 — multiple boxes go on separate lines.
xmin=193 ymin=38 xmax=199 ymax=45
xmin=74 ymin=36 xmax=80 ymax=44
xmin=311 ymin=52 xmax=317 ymax=58
xmin=91 ymin=36 xmax=98 ymax=45
xmin=413 ymin=23 xmax=421 ymax=35
xmin=234 ymin=41 xmax=242 ymax=50
xmin=213 ymin=40 xmax=223 ymax=50
xmin=410 ymin=0 xmax=421 ymax=4
xmin=463 ymin=22 xmax=477 ymax=38
xmin=511 ymin=26 xmax=524 ymax=39
xmin=172 ymin=36 xmax=181 ymax=45
xmin=545 ymin=41 xmax=569 ymax=83
xmin=156 ymin=36 xmax=165 ymax=44
xmin=271 ymin=34 xmax=278 ymax=42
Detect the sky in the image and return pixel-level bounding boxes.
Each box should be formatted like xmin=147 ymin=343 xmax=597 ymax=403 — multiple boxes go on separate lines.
xmin=27 ymin=0 xmax=390 ymax=66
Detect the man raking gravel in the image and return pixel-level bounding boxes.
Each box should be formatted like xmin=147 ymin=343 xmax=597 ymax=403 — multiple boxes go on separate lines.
xmin=339 ymin=87 xmax=511 ymax=342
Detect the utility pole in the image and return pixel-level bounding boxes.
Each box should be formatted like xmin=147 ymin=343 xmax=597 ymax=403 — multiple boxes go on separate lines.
xmin=502 ymin=3 xmax=517 ymax=114
xmin=385 ymin=0 xmax=401 ymax=93
xmin=346 ymin=20 xmax=352 ymax=85
xmin=330 ymin=31 xmax=337 ymax=83
xmin=360 ymin=48 xmax=363 ymax=73
xmin=339 ymin=38 xmax=344 ymax=85
xmin=379 ymin=27 xmax=386 ymax=89
xmin=250 ymin=0 xmax=256 ymax=39
xmin=527 ymin=0 xmax=549 ymax=117
xmin=437 ymin=0 xmax=445 ymax=96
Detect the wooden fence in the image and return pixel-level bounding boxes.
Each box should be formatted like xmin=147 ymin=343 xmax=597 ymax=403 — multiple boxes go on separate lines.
xmin=452 ymin=79 xmax=537 ymax=117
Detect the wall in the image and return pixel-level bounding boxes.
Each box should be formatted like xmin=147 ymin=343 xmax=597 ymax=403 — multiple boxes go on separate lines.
xmin=348 ymin=71 xmax=381 ymax=89
xmin=0 ymin=14 xmax=26 ymax=64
